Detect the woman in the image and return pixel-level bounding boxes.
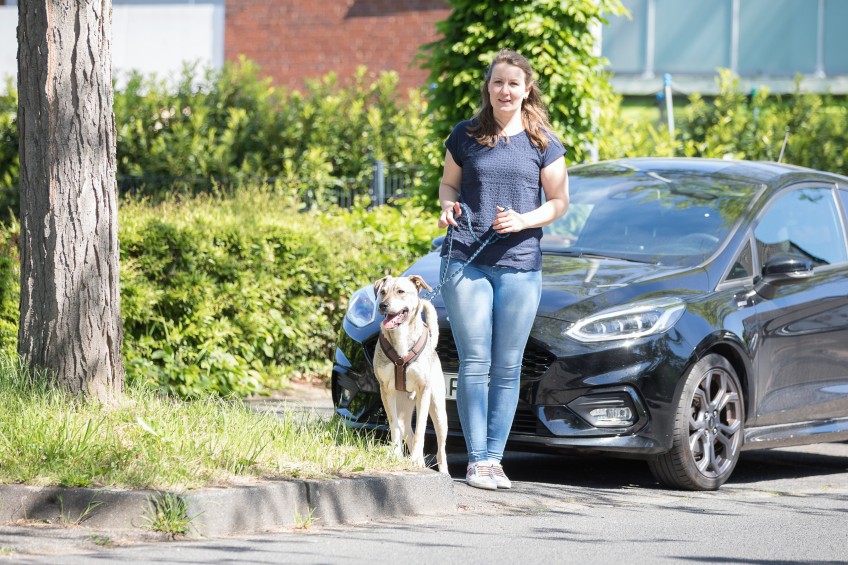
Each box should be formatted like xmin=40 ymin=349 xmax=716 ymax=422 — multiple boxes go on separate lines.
xmin=437 ymin=49 xmax=569 ymax=490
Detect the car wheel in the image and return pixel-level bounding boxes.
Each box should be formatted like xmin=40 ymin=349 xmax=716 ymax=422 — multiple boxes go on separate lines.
xmin=648 ymin=353 xmax=744 ymax=490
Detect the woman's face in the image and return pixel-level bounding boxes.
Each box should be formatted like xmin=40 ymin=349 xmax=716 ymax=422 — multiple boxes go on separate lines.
xmin=487 ymin=62 xmax=531 ymax=115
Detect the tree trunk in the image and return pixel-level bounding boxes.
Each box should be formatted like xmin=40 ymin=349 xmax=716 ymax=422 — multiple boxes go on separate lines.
xmin=17 ymin=0 xmax=124 ymax=401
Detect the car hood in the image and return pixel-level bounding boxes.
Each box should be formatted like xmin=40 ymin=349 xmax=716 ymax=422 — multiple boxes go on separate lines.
xmin=404 ymin=251 xmax=708 ymax=322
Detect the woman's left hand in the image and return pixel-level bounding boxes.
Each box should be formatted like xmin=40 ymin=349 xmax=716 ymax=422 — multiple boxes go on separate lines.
xmin=493 ymin=206 xmax=529 ymax=234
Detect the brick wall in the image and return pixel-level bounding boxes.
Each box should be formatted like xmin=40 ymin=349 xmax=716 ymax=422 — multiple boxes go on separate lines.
xmin=225 ymin=0 xmax=449 ymax=94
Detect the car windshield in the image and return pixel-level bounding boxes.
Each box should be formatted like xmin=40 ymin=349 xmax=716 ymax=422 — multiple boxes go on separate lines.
xmin=542 ymin=164 xmax=763 ymax=266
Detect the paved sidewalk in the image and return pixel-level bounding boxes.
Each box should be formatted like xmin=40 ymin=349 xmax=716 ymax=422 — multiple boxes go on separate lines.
xmin=0 ymin=381 xmax=457 ymax=560
xmin=243 ymin=379 xmax=335 ymax=420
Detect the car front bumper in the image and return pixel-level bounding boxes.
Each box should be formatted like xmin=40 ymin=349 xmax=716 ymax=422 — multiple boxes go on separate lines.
xmin=331 ymin=314 xmax=697 ymax=457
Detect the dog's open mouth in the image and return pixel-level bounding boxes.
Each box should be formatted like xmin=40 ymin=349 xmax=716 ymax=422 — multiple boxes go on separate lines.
xmin=382 ymin=308 xmax=409 ymax=330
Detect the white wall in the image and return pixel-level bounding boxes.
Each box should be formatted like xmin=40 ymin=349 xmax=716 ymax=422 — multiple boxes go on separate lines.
xmin=0 ymin=8 xmax=15 ymax=89
xmin=0 ymin=3 xmax=224 ymax=90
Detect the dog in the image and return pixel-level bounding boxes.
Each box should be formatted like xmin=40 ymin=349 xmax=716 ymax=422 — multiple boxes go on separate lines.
xmin=371 ymin=275 xmax=448 ymax=474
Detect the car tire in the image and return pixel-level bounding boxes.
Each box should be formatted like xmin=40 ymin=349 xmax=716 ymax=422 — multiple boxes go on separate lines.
xmin=648 ymin=353 xmax=744 ymax=490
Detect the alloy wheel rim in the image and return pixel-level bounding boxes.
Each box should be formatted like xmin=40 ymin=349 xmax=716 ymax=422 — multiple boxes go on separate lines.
xmin=688 ymin=367 xmax=742 ymax=479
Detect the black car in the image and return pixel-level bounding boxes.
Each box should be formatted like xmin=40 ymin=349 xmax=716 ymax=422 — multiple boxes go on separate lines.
xmin=331 ymin=157 xmax=848 ymax=490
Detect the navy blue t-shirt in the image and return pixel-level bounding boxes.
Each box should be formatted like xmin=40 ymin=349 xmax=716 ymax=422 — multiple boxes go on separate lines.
xmin=441 ymin=120 xmax=566 ymax=270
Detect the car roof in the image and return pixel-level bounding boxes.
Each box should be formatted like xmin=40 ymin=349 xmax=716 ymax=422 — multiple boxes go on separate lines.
xmin=571 ymin=157 xmax=848 ymax=186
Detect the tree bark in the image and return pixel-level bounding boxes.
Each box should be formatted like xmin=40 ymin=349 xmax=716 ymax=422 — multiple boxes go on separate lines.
xmin=17 ymin=0 xmax=124 ymax=401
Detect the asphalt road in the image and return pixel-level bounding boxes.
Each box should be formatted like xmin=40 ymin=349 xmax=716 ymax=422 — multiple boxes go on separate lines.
xmin=6 ymin=441 xmax=848 ymax=564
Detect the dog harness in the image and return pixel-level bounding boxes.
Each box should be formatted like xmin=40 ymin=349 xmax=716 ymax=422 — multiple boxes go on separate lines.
xmin=378 ymin=327 xmax=429 ymax=392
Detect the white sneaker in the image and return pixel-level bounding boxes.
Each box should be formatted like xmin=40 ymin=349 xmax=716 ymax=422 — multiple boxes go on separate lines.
xmin=488 ymin=461 xmax=512 ymax=489
xmin=465 ymin=462 xmax=497 ymax=490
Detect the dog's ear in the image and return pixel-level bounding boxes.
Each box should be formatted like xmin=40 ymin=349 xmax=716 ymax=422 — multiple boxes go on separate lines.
xmin=373 ymin=276 xmax=391 ymax=298
xmin=408 ymin=275 xmax=432 ymax=294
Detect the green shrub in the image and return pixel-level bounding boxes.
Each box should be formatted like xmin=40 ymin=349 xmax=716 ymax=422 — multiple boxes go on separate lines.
xmin=1 ymin=60 xmax=441 ymax=211
xmin=112 ymin=60 xmax=440 ymax=203
xmin=0 ymin=221 xmax=17 ymax=358
xmin=0 ymin=188 xmax=440 ymax=397
xmin=599 ymin=69 xmax=848 ymax=177
xmin=119 ymin=188 xmax=440 ymax=397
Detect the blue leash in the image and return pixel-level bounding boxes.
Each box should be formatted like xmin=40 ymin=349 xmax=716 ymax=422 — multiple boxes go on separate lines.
xmin=421 ymin=204 xmax=510 ymax=301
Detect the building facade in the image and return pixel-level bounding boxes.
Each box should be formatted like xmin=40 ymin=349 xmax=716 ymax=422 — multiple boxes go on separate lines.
xmin=605 ymin=0 xmax=848 ymax=94
xmin=226 ymin=0 xmax=448 ymax=93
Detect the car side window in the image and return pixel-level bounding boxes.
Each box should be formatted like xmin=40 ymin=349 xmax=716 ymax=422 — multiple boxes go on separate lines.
xmin=754 ymin=187 xmax=847 ymax=269
xmin=726 ymin=239 xmax=753 ymax=280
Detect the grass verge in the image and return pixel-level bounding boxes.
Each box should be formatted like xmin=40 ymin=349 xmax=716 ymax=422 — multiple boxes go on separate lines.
xmin=0 ymin=355 xmax=412 ymax=490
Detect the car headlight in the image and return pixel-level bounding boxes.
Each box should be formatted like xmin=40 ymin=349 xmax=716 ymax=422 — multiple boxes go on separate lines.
xmin=564 ymin=297 xmax=686 ymax=343
xmin=345 ymin=287 xmax=377 ymax=328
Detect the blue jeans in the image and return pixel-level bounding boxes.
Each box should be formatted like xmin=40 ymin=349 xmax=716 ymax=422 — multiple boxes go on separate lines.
xmin=440 ymin=258 xmax=542 ymax=464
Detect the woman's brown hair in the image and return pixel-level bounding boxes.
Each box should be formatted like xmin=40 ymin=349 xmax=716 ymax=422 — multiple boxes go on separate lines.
xmin=466 ymin=49 xmax=555 ymax=149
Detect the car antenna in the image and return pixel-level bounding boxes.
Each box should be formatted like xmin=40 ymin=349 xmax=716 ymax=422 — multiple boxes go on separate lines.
xmin=778 ymin=127 xmax=790 ymax=163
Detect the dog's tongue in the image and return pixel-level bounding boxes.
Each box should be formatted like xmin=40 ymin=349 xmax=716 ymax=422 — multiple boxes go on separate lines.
xmin=382 ymin=311 xmax=407 ymax=329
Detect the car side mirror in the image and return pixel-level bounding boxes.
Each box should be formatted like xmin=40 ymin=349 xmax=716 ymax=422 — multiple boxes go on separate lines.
xmin=431 ymin=235 xmax=446 ymax=251
xmin=753 ymin=255 xmax=814 ymax=300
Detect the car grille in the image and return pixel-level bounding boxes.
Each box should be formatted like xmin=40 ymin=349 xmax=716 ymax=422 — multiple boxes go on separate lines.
xmin=511 ymin=403 xmax=541 ymax=434
xmin=434 ymin=329 xmax=556 ymax=382
xmin=443 ymin=399 xmax=539 ymax=434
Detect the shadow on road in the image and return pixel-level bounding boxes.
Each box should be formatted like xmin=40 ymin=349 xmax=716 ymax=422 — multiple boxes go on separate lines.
xmin=439 ymin=443 xmax=848 ymax=490
xmin=728 ymin=446 xmax=848 ymax=485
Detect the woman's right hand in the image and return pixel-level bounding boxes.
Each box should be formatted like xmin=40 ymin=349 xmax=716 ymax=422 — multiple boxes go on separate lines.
xmin=439 ymin=201 xmax=462 ymax=229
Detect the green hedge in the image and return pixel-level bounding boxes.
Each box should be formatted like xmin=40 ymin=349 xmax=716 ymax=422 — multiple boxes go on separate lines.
xmin=114 ymin=60 xmax=442 ymax=202
xmin=0 ymin=224 xmax=16 ymax=357
xmin=0 ymin=60 xmax=443 ymax=214
xmin=0 ymin=189 xmax=441 ymax=397
xmin=599 ymin=70 xmax=848 ymax=176
xmin=4 ymin=64 xmax=848 ymax=214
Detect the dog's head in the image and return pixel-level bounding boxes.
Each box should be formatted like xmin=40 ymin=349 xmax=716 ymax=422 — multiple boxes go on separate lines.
xmin=373 ymin=275 xmax=432 ymax=330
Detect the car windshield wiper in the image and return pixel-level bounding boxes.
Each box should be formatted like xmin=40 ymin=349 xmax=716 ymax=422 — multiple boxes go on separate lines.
xmin=543 ymin=248 xmax=657 ymax=264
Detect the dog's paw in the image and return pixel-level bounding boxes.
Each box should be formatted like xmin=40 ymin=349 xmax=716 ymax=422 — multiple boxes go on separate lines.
xmin=410 ymin=454 xmax=426 ymax=468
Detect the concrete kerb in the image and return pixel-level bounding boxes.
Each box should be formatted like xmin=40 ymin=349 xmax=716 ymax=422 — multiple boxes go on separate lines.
xmin=0 ymin=485 xmax=157 ymax=531
xmin=0 ymin=470 xmax=456 ymax=538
